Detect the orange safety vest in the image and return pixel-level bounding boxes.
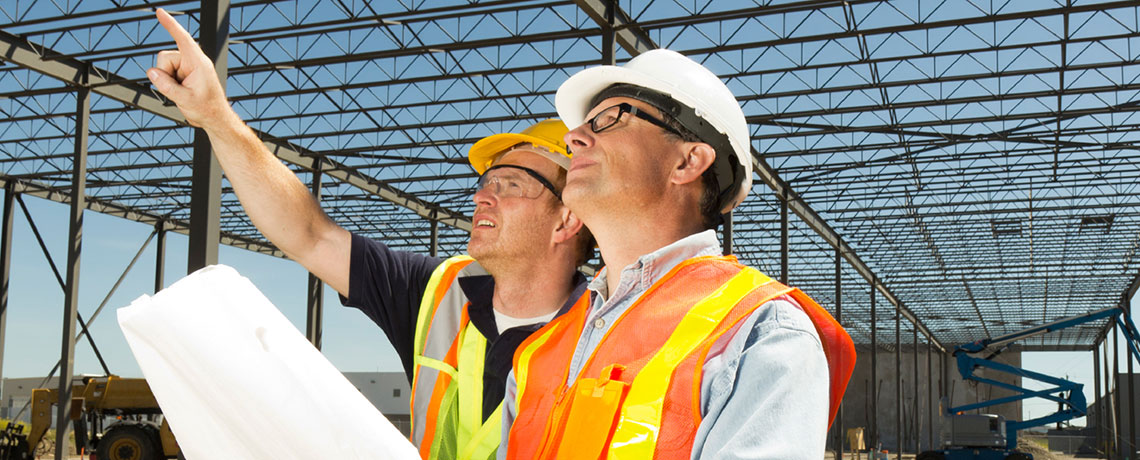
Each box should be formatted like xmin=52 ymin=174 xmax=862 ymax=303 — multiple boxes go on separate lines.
xmin=508 ymin=255 xmax=856 ymax=460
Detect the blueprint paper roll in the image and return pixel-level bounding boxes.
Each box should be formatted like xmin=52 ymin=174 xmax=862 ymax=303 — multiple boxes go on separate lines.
xmin=117 ymin=265 xmax=418 ymax=460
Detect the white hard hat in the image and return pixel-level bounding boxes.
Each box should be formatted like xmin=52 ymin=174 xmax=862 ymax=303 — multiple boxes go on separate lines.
xmin=555 ymin=49 xmax=752 ymax=213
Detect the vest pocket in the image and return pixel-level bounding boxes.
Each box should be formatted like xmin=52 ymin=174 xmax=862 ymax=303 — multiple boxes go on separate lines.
xmin=541 ymin=364 xmax=630 ymax=459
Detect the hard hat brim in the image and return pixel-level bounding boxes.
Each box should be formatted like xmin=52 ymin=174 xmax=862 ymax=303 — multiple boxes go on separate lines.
xmin=555 ymin=65 xmax=671 ymax=130
xmin=468 ymin=132 xmax=569 ymax=175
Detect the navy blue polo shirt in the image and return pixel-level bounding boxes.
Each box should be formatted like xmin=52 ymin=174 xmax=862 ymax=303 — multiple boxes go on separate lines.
xmin=340 ymin=233 xmax=587 ymax=420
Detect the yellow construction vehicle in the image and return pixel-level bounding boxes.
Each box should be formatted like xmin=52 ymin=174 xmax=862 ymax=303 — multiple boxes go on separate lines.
xmin=0 ymin=375 xmax=180 ymax=460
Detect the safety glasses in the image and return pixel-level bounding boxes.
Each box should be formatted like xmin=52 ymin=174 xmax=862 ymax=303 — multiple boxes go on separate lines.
xmin=585 ymin=102 xmax=682 ymax=137
xmin=477 ymin=164 xmax=560 ymax=200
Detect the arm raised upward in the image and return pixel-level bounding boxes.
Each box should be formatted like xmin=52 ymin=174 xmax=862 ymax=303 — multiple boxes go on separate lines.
xmin=147 ymin=8 xmax=350 ymax=295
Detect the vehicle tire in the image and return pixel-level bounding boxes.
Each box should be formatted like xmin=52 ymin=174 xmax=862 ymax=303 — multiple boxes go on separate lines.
xmin=1005 ymin=452 xmax=1033 ymax=460
xmin=916 ymin=451 xmax=946 ymax=460
xmin=96 ymin=425 xmax=160 ymax=460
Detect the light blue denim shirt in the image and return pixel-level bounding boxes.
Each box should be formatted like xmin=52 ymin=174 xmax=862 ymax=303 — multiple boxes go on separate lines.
xmin=501 ymin=230 xmax=829 ymax=459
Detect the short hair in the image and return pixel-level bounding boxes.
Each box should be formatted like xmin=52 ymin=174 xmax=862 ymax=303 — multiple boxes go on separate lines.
xmin=659 ymin=111 xmax=722 ymax=231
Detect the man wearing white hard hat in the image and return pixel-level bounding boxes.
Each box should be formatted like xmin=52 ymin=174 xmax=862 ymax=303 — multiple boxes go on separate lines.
xmin=502 ymin=49 xmax=855 ymax=459
xmin=146 ymin=9 xmax=593 ymax=460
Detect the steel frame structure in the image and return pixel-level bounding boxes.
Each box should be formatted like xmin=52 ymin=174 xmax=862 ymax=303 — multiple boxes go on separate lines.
xmin=1 ymin=0 xmax=1140 ymax=456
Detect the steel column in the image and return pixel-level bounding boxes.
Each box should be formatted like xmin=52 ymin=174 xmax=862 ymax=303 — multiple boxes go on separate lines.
xmin=926 ymin=336 xmax=933 ymax=451
xmin=306 ymin=166 xmax=324 ymax=349
xmin=155 ymin=223 xmax=166 ymax=293
xmin=56 ymin=77 xmax=90 ymax=460
xmin=429 ymin=217 xmax=439 ymax=258
xmin=572 ymin=0 xmax=654 ymax=57
xmin=600 ymin=0 xmax=615 ymax=65
xmin=896 ymin=309 xmax=901 ymax=458
xmin=942 ymin=350 xmax=948 ymax=404
xmin=834 ymin=247 xmax=842 ymax=457
xmin=1115 ymin=322 xmax=1122 ymax=459
xmin=1130 ymin=313 xmax=1136 ymax=456
xmin=780 ymin=189 xmax=788 ymax=284
xmin=721 ymin=212 xmax=733 ymax=256
xmin=306 ymin=273 xmax=323 ymax=350
xmin=1095 ymin=344 xmax=1103 ymax=457
xmin=0 ymin=185 xmax=12 ymax=391
xmin=1107 ymin=336 xmax=1117 ymax=458
xmin=187 ymin=0 xmax=230 ymax=273
xmin=871 ymin=283 xmax=878 ymax=449
xmin=913 ymin=325 xmax=919 ymax=453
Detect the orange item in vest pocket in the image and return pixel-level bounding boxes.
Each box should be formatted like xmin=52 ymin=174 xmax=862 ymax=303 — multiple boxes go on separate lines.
xmin=543 ymin=364 xmax=630 ymax=459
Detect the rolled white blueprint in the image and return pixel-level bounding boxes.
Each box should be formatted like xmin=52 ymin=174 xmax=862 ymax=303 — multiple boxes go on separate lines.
xmin=117 ymin=264 xmax=418 ymax=460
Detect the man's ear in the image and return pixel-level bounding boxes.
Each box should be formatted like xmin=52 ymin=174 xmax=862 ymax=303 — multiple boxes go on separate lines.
xmin=671 ymin=142 xmax=716 ymax=186
xmin=552 ymin=205 xmax=585 ymax=245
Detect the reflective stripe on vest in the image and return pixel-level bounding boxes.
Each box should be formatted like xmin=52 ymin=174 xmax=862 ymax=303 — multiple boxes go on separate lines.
xmin=410 ymin=255 xmax=502 ymax=460
xmin=509 ymin=256 xmax=856 ymax=460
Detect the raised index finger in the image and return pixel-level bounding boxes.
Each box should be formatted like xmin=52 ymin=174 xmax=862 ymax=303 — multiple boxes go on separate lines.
xmin=155 ymin=8 xmax=198 ymax=54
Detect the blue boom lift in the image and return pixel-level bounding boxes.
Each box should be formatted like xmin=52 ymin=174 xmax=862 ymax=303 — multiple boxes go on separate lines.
xmin=917 ymin=306 xmax=1140 ymax=460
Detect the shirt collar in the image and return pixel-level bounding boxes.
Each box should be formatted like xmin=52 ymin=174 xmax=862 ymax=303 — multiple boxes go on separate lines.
xmin=588 ymin=229 xmax=722 ymax=299
xmin=459 ymin=270 xmax=589 ymax=339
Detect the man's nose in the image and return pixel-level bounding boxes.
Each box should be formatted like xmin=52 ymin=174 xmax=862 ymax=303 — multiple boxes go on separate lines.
xmin=565 ymin=123 xmax=594 ymax=151
xmin=473 ymin=181 xmax=497 ymax=206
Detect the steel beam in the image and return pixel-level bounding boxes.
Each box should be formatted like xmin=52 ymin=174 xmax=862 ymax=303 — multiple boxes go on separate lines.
xmin=56 ymin=77 xmax=89 ymax=460
xmin=0 ymin=28 xmax=472 ymax=233
xmin=0 ymin=185 xmax=12 ymax=391
xmin=676 ymin=1 xmax=1138 ymax=56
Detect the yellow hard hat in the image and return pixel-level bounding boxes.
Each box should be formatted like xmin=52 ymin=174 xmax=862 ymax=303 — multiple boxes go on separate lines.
xmin=468 ymin=119 xmax=570 ymax=174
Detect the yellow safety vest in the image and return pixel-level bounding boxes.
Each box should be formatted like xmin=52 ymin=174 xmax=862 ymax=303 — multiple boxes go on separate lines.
xmin=409 ymin=255 xmax=502 ymax=460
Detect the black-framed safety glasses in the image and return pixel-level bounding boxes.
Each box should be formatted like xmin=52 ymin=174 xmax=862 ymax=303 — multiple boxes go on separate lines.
xmin=586 ymin=102 xmax=682 ymax=137
xmin=477 ymin=164 xmax=561 ymax=200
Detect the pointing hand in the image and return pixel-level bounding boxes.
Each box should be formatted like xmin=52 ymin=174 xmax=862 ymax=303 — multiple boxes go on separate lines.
xmin=146 ymin=8 xmax=231 ymax=130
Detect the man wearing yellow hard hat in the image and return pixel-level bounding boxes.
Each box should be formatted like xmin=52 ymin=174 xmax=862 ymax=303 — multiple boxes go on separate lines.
xmin=146 ymin=9 xmax=592 ymax=460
